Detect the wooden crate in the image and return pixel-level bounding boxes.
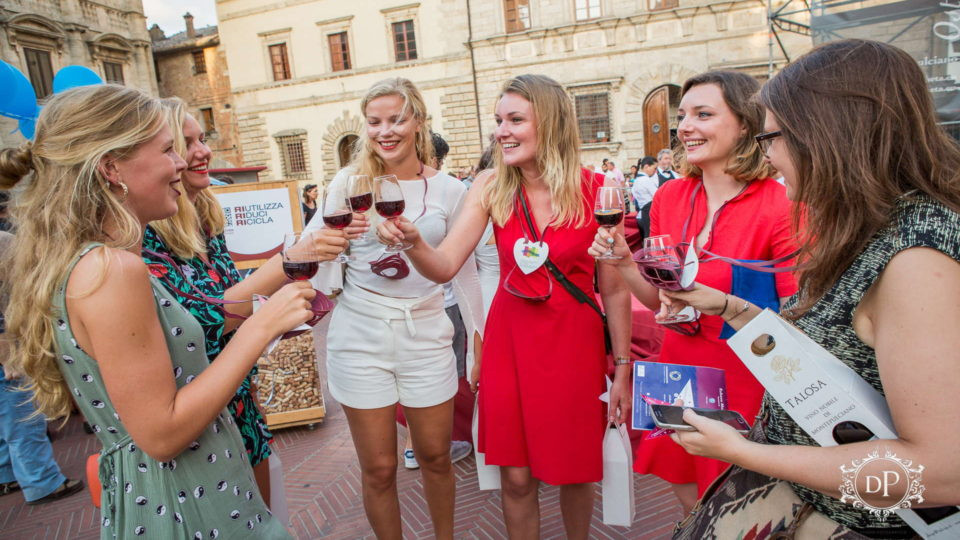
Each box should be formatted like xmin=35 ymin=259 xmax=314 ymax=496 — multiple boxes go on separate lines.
xmin=256 ymin=332 xmax=325 ymax=429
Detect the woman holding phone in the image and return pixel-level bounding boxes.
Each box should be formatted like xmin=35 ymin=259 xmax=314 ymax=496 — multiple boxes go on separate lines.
xmin=377 ymin=74 xmax=632 ymax=539
xmin=0 ymin=84 xmax=310 ymax=538
xmin=589 ymin=71 xmax=798 ymax=511
xmin=142 ymin=98 xmax=348 ymax=504
xmin=598 ymin=40 xmax=960 ymax=538
xmin=303 ymin=77 xmax=482 ymax=540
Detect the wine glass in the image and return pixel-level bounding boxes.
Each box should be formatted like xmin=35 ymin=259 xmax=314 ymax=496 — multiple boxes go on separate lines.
xmin=374 ymin=174 xmax=411 ymax=252
xmin=282 ymin=232 xmax=320 ymax=281
xmin=321 ymin=183 xmax=354 ymax=263
xmin=274 ymin=233 xmax=334 ymax=338
xmin=640 ymin=234 xmax=698 ymax=325
xmin=346 ymin=174 xmax=373 ymax=240
xmin=594 ymin=186 xmax=625 ymax=260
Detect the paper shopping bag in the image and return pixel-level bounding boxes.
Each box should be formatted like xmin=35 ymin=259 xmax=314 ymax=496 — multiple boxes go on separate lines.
xmin=727 ymin=309 xmax=960 ymax=539
xmin=471 ymin=398 xmax=500 ymax=490
xmin=602 ymin=421 xmax=635 ymax=527
xmin=268 ymin=453 xmax=289 ymax=525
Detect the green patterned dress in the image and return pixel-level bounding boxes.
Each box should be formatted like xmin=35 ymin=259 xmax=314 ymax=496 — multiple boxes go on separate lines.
xmin=53 ymin=243 xmax=291 ymax=539
xmin=141 ymin=226 xmax=273 ymax=466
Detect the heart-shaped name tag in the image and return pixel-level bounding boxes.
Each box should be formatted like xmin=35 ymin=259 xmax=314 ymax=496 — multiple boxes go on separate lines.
xmin=513 ymin=238 xmax=549 ymax=274
xmin=680 ymin=243 xmax=699 ymax=290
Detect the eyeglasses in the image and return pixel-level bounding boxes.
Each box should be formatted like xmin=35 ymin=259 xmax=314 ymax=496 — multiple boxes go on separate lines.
xmin=754 ymin=130 xmax=782 ymax=153
xmin=502 ymin=265 xmax=553 ymax=302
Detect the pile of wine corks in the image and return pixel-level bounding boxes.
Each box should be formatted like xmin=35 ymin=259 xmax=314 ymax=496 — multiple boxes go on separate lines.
xmin=255 ymin=332 xmax=322 ymax=415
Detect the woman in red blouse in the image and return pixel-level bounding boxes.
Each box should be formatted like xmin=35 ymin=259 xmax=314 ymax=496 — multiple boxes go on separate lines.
xmin=590 ymin=71 xmax=798 ymax=512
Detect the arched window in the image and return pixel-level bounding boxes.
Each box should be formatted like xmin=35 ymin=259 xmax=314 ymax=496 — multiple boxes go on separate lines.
xmin=337 ymin=135 xmax=358 ymax=167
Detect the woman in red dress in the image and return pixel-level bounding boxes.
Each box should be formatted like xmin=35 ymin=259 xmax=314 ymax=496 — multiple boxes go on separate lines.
xmin=378 ymin=74 xmax=633 ymax=538
xmin=590 ymin=71 xmax=798 ymax=512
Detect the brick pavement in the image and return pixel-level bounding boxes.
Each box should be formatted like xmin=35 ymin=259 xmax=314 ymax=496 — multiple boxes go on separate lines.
xmin=1 ymin=321 xmax=683 ymax=539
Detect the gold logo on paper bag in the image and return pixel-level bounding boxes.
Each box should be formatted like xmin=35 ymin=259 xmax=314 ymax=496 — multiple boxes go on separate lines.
xmin=771 ymin=355 xmax=801 ymax=384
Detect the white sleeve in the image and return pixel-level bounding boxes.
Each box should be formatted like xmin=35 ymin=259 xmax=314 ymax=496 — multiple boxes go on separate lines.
xmin=305 ymin=169 xmax=351 ymax=294
xmin=444 ymin=181 xmax=485 ymax=375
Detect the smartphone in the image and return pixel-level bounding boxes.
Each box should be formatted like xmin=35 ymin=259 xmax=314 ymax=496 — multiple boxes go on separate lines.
xmin=649 ymin=404 xmax=751 ymax=434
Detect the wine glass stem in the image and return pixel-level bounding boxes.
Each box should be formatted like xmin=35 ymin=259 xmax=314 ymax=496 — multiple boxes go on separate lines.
xmin=605 ymin=226 xmax=615 ymax=256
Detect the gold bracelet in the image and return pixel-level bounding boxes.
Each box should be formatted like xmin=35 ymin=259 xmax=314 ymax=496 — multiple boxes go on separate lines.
xmin=614 ymin=356 xmax=631 ymax=366
xmin=729 ymin=299 xmax=751 ymax=321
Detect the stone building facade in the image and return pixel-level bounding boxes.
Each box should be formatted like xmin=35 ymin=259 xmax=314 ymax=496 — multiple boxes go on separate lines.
xmin=152 ymin=14 xmax=243 ymax=169
xmin=0 ymin=0 xmax=157 ymax=147
xmin=216 ymin=0 xmax=812 ymax=183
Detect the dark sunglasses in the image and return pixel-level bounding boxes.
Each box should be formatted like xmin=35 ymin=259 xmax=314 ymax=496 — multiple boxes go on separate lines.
xmin=754 ymin=130 xmax=782 ymax=153
xmin=502 ymin=265 xmax=553 ymax=302
xmin=662 ymin=318 xmax=701 ymax=337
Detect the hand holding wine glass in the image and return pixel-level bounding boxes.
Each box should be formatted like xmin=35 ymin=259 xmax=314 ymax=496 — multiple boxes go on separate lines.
xmin=374 ymin=174 xmax=413 ymax=252
xmin=321 ymin=184 xmax=355 ymax=262
xmin=347 ymin=174 xmax=374 ymax=240
xmin=246 ymin=281 xmax=317 ymax=339
xmin=594 ymin=186 xmax=625 ymax=260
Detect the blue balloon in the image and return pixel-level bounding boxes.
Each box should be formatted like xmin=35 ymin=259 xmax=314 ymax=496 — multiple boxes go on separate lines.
xmin=52 ymin=65 xmax=103 ymax=94
xmin=0 ymin=60 xmax=38 ymax=121
xmin=18 ymin=117 xmax=36 ymax=139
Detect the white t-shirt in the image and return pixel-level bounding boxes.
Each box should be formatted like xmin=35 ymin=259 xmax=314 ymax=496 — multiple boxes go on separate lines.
xmin=631 ymin=173 xmax=659 ymax=210
xmin=305 ymin=167 xmax=475 ymax=300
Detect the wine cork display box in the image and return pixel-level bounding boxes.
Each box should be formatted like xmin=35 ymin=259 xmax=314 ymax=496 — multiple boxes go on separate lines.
xmin=255 ymin=332 xmax=325 ymax=429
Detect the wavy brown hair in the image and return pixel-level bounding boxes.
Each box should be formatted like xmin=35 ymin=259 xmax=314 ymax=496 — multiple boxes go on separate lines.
xmin=0 ymin=85 xmax=165 ymax=419
xmin=758 ymin=39 xmax=960 ymax=314
xmin=675 ymin=70 xmax=772 ymax=182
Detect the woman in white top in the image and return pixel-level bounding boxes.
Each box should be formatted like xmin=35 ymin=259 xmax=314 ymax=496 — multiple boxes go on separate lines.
xmin=303 ymin=78 xmax=482 ymax=540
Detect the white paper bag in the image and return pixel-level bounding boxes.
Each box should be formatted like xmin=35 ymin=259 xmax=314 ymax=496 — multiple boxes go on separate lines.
xmin=268 ymin=453 xmax=289 ymax=525
xmin=471 ymin=397 xmax=501 ymax=490
xmin=601 ymin=421 xmax=635 ymax=527
xmin=728 ymin=309 xmax=960 ymax=539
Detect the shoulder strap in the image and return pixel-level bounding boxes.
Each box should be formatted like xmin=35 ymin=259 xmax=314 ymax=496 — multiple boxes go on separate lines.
xmin=516 ymin=190 xmax=605 ymax=319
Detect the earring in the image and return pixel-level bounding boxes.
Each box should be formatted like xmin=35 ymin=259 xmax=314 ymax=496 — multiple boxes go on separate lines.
xmin=107 ymin=180 xmax=128 ymax=204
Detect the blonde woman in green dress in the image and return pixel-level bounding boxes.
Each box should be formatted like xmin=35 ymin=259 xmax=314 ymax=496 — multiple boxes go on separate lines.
xmin=0 ymin=85 xmax=323 ymax=539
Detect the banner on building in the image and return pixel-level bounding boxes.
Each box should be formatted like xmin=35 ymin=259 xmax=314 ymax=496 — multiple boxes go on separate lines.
xmin=810 ymin=0 xmax=960 ymax=125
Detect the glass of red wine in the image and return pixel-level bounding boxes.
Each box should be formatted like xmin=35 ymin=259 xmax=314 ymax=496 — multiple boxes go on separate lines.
xmin=374 ymin=174 xmax=411 ymax=252
xmin=321 ymin=183 xmax=355 ymax=262
xmin=637 ymin=234 xmax=698 ymax=325
xmin=594 ymin=185 xmax=625 ymax=260
xmin=347 ymin=174 xmax=373 ymax=240
xmin=282 ymin=232 xmax=321 ymax=281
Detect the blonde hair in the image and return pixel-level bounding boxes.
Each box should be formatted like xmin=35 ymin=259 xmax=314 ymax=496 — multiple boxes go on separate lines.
xmin=150 ymin=97 xmax=225 ymax=259
xmin=482 ymin=74 xmax=587 ymax=228
xmin=350 ymin=77 xmax=434 ymax=185
xmin=0 ymin=84 xmax=165 ymax=419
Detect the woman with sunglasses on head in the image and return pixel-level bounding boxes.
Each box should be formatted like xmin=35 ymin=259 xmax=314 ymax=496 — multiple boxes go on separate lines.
xmin=614 ymin=40 xmax=960 ymax=539
xmin=589 ymin=71 xmax=798 ymax=512
xmin=141 ymin=98 xmax=348 ymax=506
xmin=0 ymin=84 xmax=312 ymax=538
xmin=302 ymin=77 xmax=482 ymax=540
xmin=377 ymin=74 xmax=633 ymax=539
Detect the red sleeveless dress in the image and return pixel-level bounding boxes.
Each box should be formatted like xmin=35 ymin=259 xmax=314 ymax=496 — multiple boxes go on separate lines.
xmin=477 ymin=169 xmax=607 ymax=485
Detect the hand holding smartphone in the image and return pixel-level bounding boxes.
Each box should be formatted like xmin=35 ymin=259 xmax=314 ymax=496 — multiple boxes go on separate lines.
xmin=650 ymin=404 xmax=750 ymax=434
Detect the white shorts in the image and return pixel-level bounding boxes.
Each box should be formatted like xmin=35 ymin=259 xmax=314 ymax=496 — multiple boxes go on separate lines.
xmin=326 ymin=282 xmax=457 ymax=409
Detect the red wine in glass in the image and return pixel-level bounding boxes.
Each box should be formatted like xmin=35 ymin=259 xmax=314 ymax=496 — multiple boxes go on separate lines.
xmin=348 ymin=193 xmax=373 ymax=213
xmin=322 ymin=210 xmax=353 ymax=229
xmin=282 ymin=260 xmax=319 ymax=281
xmin=375 ymin=200 xmax=405 ymax=218
xmin=594 ymin=209 xmax=624 ymax=228
xmin=594 ymin=186 xmax=625 ymax=259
